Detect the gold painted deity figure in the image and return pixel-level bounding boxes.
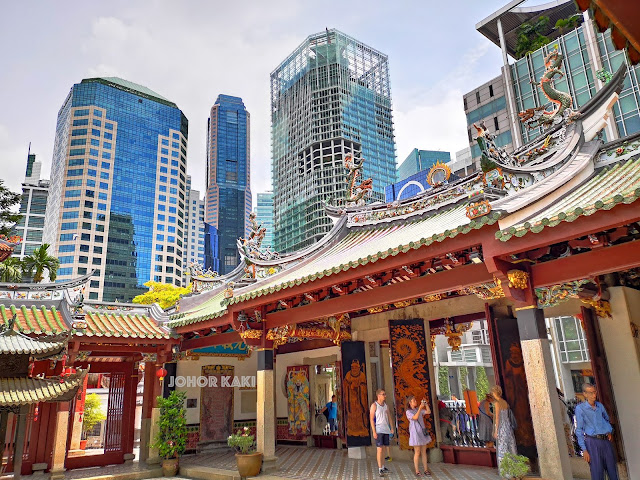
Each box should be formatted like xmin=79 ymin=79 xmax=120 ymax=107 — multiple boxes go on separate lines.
xmin=343 ymin=359 xmax=369 ymax=437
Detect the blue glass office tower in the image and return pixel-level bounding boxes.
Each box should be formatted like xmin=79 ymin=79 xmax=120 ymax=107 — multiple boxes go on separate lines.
xmin=44 ymin=77 xmax=188 ymax=302
xmin=396 ymin=149 xmax=451 ymax=182
xmin=205 ymin=95 xmax=251 ymax=274
xmin=271 ymin=29 xmax=396 ymax=253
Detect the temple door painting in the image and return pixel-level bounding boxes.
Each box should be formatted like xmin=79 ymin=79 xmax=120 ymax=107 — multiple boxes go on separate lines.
xmin=340 ymin=341 xmax=371 ymax=446
xmin=286 ymin=365 xmax=310 ymax=436
xmin=200 ymin=365 xmax=234 ymax=443
xmin=389 ymin=319 xmax=436 ymax=449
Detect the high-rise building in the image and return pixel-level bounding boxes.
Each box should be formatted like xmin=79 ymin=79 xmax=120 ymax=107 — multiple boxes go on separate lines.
xmin=254 ymin=192 xmax=274 ymax=250
xmin=396 ymin=149 xmax=451 ymax=181
xmin=183 ymin=176 xmax=205 ymax=279
xmin=464 ymin=1 xmax=640 ymax=165
xmin=205 ymin=95 xmax=251 ymax=274
xmin=43 ymin=77 xmax=188 ymax=302
xmin=13 ymin=152 xmax=49 ymax=259
xmin=271 ymin=29 xmax=396 ymax=253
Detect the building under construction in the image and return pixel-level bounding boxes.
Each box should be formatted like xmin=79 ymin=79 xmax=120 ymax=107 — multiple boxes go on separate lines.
xmin=271 ymin=29 xmax=396 ymax=253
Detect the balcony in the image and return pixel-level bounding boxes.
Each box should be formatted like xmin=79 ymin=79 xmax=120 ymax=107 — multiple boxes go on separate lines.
xmin=435 ymin=343 xmax=493 ymax=367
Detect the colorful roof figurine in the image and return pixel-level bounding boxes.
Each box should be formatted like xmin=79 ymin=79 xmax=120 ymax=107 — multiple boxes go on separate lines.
xmin=171 ymin=56 xmax=638 ymax=331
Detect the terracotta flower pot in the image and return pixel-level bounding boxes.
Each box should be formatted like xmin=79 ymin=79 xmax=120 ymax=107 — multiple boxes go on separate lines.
xmin=235 ymin=452 xmax=263 ymax=477
xmin=162 ymin=458 xmax=179 ymax=477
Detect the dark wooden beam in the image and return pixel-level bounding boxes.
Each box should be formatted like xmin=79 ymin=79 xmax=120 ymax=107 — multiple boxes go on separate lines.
xmin=265 ymin=263 xmax=492 ymax=329
xmin=276 ymin=339 xmax=335 ymax=354
xmin=531 ymin=239 xmax=640 ymax=286
xmin=180 ymin=331 xmax=241 ymax=350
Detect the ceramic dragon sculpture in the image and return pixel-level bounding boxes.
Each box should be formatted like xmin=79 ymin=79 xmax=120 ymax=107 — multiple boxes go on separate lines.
xmin=344 ymin=154 xmax=373 ymax=206
xmin=518 ymin=49 xmax=578 ymax=129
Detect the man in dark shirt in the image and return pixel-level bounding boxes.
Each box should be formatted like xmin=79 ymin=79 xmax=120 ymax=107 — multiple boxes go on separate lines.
xmin=575 ymin=383 xmax=618 ymax=480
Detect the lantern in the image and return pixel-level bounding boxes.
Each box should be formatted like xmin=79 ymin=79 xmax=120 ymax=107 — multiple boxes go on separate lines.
xmin=63 ymin=366 xmax=76 ymax=376
xmin=156 ymin=367 xmax=168 ymax=381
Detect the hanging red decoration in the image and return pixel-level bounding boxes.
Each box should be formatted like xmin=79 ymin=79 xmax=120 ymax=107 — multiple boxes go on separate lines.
xmin=63 ymin=366 xmax=76 ymax=376
xmin=156 ymin=367 xmax=168 ymax=381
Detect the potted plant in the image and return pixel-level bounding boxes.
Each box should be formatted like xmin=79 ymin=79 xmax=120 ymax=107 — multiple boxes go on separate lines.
xmin=81 ymin=393 xmax=106 ymax=450
xmin=499 ymin=452 xmax=531 ymax=479
xmin=151 ymin=391 xmax=187 ymax=477
xmin=228 ymin=426 xmax=263 ymax=477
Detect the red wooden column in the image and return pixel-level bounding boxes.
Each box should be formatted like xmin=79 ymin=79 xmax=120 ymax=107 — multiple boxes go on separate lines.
xmin=122 ymin=362 xmax=138 ymax=462
xmin=139 ymin=359 xmax=161 ymax=464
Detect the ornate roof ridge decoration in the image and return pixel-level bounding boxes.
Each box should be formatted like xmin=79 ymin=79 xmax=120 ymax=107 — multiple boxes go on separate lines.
xmin=518 ymin=48 xmax=580 ymax=130
xmin=344 ymin=154 xmax=373 ymax=207
xmin=0 ymin=270 xmax=94 ymax=292
xmin=0 ymin=235 xmax=21 ymax=262
xmin=496 ymin=156 xmax=640 ymax=241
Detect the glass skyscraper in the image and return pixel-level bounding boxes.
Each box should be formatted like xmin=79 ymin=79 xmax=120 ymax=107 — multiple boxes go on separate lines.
xmin=396 ymin=149 xmax=451 ymax=181
xmin=205 ymin=95 xmax=251 ymax=275
xmin=254 ymin=192 xmax=274 ymax=249
xmin=43 ymin=77 xmax=188 ymax=302
xmin=271 ymin=29 xmax=396 ymax=253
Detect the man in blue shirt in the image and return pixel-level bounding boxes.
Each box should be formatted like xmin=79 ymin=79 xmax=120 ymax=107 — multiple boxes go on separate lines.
xmin=575 ymin=383 xmax=618 ymax=480
xmin=322 ymin=395 xmax=339 ymax=436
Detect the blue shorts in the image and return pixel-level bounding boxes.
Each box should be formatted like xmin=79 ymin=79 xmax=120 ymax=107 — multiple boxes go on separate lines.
xmin=376 ymin=433 xmax=390 ymax=447
xmin=329 ymin=418 xmax=338 ymax=431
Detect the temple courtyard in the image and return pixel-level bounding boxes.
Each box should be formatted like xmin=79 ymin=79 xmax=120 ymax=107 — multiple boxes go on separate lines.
xmin=44 ymin=447 xmax=502 ymax=480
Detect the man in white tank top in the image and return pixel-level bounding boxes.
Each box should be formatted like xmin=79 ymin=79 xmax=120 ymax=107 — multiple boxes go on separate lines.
xmin=370 ymin=389 xmax=394 ymax=476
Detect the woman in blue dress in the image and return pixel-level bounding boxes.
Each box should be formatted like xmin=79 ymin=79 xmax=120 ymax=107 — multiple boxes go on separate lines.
xmin=405 ymin=396 xmax=432 ymax=477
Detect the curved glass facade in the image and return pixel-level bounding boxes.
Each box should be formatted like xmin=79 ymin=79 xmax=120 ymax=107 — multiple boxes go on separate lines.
xmin=44 ymin=77 xmax=188 ymax=301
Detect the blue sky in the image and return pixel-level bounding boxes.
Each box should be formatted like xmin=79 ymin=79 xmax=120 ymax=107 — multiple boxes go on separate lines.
xmin=0 ymin=0 xmax=514 ymax=199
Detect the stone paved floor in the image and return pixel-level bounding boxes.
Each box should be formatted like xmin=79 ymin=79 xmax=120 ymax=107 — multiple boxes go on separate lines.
xmin=181 ymin=445 xmax=502 ymax=480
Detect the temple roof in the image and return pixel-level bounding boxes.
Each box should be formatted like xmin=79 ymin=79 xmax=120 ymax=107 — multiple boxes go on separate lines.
xmin=497 ymin=156 xmax=640 ymax=241
xmin=0 ymin=329 xmax=66 ymax=358
xmin=0 ymin=370 xmax=87 ymax=407
xmin=172 ymin=62 xmax=637 ymax=331
xmin=0 ymin=303 xmax=174 ymax=340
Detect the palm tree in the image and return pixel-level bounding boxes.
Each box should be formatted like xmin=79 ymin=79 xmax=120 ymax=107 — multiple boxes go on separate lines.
xmin=0 ymin=257 xmax=24 ymax=282
xmin=22 ymin=244 xmax=60 ymax=283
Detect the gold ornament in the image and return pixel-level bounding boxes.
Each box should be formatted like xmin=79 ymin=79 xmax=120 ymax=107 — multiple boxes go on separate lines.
xmin=580 ymin=298 xmax=612 ymax=318
xmin=424 ymin=294 xmax=442 ymax=303
xmin=507 ymin=270 xmax=529 ymax=289
xmin=239 ymin=329 xmax=263 ymax=340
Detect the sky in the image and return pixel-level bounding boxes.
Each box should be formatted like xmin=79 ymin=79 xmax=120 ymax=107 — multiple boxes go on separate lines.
xmin=0 ymin=0 xmax=514 ymax=203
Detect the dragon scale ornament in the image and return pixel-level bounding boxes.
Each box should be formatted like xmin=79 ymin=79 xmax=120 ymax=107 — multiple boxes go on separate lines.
xmin=518 ymin=49 xmax=578 ymax=129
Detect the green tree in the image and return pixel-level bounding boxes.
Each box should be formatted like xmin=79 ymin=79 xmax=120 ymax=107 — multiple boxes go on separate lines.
xmin=82 ymin=393 xmax=106 ymax=438
xmin=515 ymin=16 xmax=551 ymax=59
xmin=555 ymin=15 xmax=580 ymax=35
xmin=132 ymin=281 xmax=191 ymax=309
xmin=22 ymin=244 xmax=60 ymax=283
xmin=0 ymin=257 xmax=24 ymax=282
xmin=438 ymin=366 xmax=451 ymax=398
xmin=476 ymin=366 xmax=490 ymax=400
xmin=0 ymin=180 xmax=22 ymax=237
xmin=460 ymin=366 xmax=469 ymax=391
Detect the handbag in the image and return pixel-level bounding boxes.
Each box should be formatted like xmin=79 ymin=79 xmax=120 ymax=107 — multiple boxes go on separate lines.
xmin=421 ymin=426 xmax=429 ymax=437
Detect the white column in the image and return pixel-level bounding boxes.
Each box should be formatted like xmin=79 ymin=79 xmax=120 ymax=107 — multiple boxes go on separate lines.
xmin=598 ymin=287 xmax=640 ymax=480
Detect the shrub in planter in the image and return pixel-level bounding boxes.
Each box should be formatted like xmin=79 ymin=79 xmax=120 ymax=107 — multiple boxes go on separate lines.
xmin=228 ymin=427 xmax=262 ymax=477
xmin=499 ymin=452 xmax=531 ymax=479
xmin=151 ymin=391 xmax=187 ymax=476
xmin=81 ymin=393 xmax=106 ymax=449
